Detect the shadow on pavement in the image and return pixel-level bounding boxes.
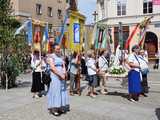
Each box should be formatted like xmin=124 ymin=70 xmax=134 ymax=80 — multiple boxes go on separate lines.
xmin=17 ymin=81 xmax=31 ymax=88
xmin=106 ymin=91 xmax=129 ymax=99
xmin=107 ymin=86 xmax=127 ymax=90
xmin=156 ymin=108 xmax=160 ymax=120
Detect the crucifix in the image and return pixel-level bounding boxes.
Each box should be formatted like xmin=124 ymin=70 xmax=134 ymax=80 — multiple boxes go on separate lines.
xmin=92 ymin=11 xmax=98 ymax=22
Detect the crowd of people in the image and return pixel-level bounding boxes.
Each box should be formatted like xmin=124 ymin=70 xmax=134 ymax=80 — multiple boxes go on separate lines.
xmin=30 ymin=44 xmax=151 ymax=116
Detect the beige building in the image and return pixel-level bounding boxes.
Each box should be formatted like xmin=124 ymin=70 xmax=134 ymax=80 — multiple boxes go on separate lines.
xmin=96 ymin=0 xmax=160 ymax=60
xmin=11 ymin=0 xmax=67 ymax=32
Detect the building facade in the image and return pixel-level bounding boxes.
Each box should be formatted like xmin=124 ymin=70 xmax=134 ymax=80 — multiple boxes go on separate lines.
xmin=11 ymin=0 xmax=67 ymax=33
xmin=96 ymin=0 xmax=160 ymax=60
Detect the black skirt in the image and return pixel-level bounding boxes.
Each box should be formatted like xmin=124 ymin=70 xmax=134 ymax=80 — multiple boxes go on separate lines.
xmin=31 ymin=72 xmax=44 ymax=92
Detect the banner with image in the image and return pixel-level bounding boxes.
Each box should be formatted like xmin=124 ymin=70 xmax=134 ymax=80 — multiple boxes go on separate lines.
xmin=74 ymin=23 xmax=80 ymax=43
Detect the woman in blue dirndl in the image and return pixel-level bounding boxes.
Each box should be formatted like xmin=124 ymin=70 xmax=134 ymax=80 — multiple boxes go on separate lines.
xmin=128 ymin=45 xmax=142 ymax=101
xmin=47 ymin=43 xmax=69 ymax=116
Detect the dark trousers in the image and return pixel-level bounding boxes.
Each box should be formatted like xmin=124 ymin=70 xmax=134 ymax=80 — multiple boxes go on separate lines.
xmin=75 ymin=73 xmax=81 ymax=94
xmin=154 ymin=59 xmax=159 ymax=69
xmin=70 ymin=73 xmax=80 ymax=94
xmin=70 ymin=73 xmax=76 ymax=92
xmin=141 ymin=74 xmax=149 ymax=93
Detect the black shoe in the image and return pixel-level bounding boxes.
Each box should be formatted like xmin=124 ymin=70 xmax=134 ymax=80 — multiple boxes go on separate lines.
xmin=49 ymin=108 xmax=61 ymax=116
xmin=142 ymin=93 xmax=148 ymax=97
xmin=66 ymin=105 xmax=70 ymax=112
xmin=59 ymin=107 xmax=66 ymax=114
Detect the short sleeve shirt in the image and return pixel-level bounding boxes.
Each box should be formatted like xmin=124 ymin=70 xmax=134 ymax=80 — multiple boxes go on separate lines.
xmin=70 ymin=58 xmax=78 ymax=75
xmin=86 ymin=58 xmax=97 ymax=75
xmin=128 ymin=53 xmax=140 ymax=72
xmin=98 ymin=56 xmax=108 ymax=72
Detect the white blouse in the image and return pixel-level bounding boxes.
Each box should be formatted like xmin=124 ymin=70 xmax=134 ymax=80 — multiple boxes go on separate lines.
xmin=128 ymin=53 xmax=140 ymax=72
xmin=86 ymin=58 xmax=97 ymax=76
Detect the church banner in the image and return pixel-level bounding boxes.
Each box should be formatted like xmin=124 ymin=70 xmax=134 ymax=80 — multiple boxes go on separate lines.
xmin=74 ymin=23 xmax=80 ymax=43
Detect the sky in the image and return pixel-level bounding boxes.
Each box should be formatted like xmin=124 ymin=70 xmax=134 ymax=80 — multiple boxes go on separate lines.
xmin=78 ymin=0 xmax=96 ymax=24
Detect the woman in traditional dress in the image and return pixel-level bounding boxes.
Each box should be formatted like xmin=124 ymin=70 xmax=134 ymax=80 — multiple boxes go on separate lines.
xmin=47 ymin=43 xmax=69 ymax=116
xmin=128 ymin=45 xmax=142 ymax=101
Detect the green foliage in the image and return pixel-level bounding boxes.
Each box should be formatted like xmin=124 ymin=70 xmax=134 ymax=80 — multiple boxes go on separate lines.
xmin=0 ymin=0 xmax=30 ymax=88
xmin=109 ymin=67 xmax=126 ymax=75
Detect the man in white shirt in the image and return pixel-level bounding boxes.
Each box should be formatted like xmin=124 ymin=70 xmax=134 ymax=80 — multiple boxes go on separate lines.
xmin=86 ymin=50 xmax=98 ymax=98
xmin=139 ymin=49 xmax=149 ymax=96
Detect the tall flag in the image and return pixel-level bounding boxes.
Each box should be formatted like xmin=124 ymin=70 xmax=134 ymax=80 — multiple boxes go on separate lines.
xmin=94 ymin=26 xmax=100 ymax=49
xmin=153 ymin=0 xmax=160 ymax=5
xmin=26 ymin=19 xmax=33 ymax=45
xmin=125 ymin=16 xmax=152 ymax=49
xmin=138 ymin=16 xmax=152 ymax=47
xmin=92 ymin=23 xmax=97 ymax=48
xmin=56 ymin=12 xmax=69 ymax=44
xmin=42 ymin=23 xmax=49 ymax=52
xmin=138 ymin=27 xmax=147 ymax=47
xmin=98 ymin=29 xmax=104 ymax=43
xmin=125 ymin=24 xmax=139 ymax=49
xmin=14 ymin=20 xmax=29 ymax=36
xmin=101 ymin=29 xmax=107 ymax=49
xmin=42 ymin=23 xmax=49 ymax=43
xmin=14 ymin=19 xmax=32 ymax=45
xmin=108 ymin=29 xmax=113 ymax=44
xmin=33 ymin=26 xmax=41 ymax=43
xmin=107 ymin=30 xmax=112 ymax=53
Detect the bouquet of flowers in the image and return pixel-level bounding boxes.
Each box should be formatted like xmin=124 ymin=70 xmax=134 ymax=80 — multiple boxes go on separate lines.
xmin=108 ymin=65 xmax=127 ymax=75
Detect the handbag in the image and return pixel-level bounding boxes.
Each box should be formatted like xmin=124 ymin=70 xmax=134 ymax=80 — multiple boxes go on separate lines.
xmin=42 ymin=64 xmax=51 ymax=85
xmin=138 ymin=56 xmax=149 ymax=75
xmin=141 ymin=68 xmax=149 ymax=75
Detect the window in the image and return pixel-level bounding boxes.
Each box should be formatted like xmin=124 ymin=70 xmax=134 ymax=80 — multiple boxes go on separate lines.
xmin=57 ymin=9 xmax=62 ymax=19
xmin=48 ymin=24 xmax=52 ymax=33
xmin=66 ymin=0 xmax=69 ymax=3
xmin=117 ymin=0 xmax=126 ymax=16
xmin=100 ymin=0 xmax=104 ymax=9
xmin=36 ymin=4 xmax=42 ymax=15
xmin=48 ymin=7 xmax=52 ymax=17
xmin=143 ymin=0 xmax=153 ymax=14
xmin=100 ymin=0 xmax=105 ymax=18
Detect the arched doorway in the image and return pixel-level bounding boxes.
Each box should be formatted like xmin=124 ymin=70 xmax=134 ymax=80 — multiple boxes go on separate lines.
xmin=144 ymin=32 xmax=158 ymax=61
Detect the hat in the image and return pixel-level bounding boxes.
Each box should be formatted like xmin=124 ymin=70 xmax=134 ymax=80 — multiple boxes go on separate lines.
xmin=132 ymin=45 xmax=140 ymax=51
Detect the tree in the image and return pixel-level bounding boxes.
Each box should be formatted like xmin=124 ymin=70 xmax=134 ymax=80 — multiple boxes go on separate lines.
xmin=0 ymin=0 xmax=29 ymax=88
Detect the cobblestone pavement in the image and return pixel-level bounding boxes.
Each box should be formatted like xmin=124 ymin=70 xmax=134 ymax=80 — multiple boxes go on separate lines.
xmin=0 ymin=67 xmax=160 ymax=120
